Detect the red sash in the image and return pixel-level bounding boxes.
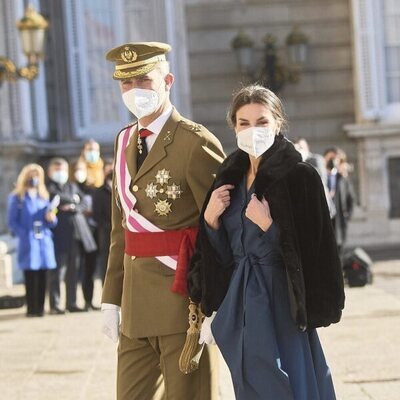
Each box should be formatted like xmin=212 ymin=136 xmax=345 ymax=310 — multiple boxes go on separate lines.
xmin=124 ymin=227 xmax=199 ymax=296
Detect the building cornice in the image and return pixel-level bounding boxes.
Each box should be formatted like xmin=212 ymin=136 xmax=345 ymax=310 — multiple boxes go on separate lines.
xmin=344 ymin=122 xmax=400 ymax=138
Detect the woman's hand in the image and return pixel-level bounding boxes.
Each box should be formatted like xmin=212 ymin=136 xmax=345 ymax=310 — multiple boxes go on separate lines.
xmin=45 ymin=211 xmax=56 ymax=223
xmin=245 ymin=194 xmax=273 ymax=231
xmin=204 ymin=184 xmax=235 ymax=230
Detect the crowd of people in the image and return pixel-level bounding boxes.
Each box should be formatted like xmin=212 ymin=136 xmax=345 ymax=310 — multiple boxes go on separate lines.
xmin=7 ymin=140 xmax=113 ymax=317
xmin=294 ymin=138 xmax=356 ymax=258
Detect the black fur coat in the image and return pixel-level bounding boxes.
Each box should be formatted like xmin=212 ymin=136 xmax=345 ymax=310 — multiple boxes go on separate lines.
xmin=188 ymin=134 xmax=345 ymax=331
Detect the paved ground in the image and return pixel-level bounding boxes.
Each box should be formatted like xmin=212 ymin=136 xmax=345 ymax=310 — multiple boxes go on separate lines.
xmin=0 ymin=259 xmax=399 ymax=400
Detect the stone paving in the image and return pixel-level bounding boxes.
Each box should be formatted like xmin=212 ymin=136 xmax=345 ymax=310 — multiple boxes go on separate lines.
xmin=0 ymin=260 xmax=399 ymax=399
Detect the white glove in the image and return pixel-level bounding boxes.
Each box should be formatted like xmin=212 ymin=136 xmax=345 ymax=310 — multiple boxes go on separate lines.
xmin=199 ymin=312 xmax=217 ymax=345
xmin=101 ymin=303 xmax=120 ymax=343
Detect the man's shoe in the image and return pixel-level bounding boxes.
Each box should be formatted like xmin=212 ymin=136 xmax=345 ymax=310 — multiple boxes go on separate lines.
xmin=67 ymin=305 xmax=87 ymax=313
xmin=49 ymin=307 xmax=65 ymax=315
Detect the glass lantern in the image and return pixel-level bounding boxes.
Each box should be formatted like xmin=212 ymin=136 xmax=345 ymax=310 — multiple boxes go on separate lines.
xmin=16 ymin=5 xmax=49 ymax=64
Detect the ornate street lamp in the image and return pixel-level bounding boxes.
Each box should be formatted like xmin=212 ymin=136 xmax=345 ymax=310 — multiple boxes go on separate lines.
xmin=0 ymin=4 xmax=49 ymax=84
xmin=231 ymin=30 xmax=254 ymax=75
xmin=231 ymin=26 xmax=309 ymax=93
xmin=286 ymin=26 xmax=309 ymax=67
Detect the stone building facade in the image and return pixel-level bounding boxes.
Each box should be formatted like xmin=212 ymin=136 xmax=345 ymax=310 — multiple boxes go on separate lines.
xmin=0 ymin=0 xmax=399 ymax=250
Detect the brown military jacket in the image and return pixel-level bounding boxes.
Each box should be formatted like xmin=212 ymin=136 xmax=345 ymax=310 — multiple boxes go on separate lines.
xmin=102 ymin=108 xmax=225 ymax=338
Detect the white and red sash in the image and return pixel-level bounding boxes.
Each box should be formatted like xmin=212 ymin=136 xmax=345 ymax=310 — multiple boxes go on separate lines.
xmin=115 ymin=126 xmax=178 ymax=270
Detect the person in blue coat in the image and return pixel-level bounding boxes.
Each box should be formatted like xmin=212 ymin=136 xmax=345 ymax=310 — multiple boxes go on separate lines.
xmin=7 ymin=164 xmax=57 ymax=317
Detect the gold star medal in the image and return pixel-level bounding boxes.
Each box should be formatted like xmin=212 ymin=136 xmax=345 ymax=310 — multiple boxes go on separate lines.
xmin=154 ymin=199 xmax=172 ymax=216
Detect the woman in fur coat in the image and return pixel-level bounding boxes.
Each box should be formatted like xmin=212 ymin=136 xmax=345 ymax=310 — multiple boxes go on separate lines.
xmin=188 ymin=85 xmax=344 ymax=400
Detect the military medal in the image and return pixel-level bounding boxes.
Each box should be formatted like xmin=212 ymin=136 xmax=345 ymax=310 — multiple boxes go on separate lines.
xmin=145 ymin=182 xmax=159 ymax=199
xmin=155 ymin=169 xmax=171 ymax=185
xmin=154 ymin=199 xmax=172 ymax=216
xmin=137 ymin=136 xmax=144 ymax=154
xmin=166 ymin=183 xmax=182 ymax=200
xmin=144 ymin=169 xmax=183 ymax=216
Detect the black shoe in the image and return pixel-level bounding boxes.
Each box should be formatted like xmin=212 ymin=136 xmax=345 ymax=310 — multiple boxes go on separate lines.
xmin=67 ymin=305 xmax=87 ymax=313
xmin=84 ymin=303 xmax=101 ymax=311
xmin=26 ymin=312 xmax=44 ymax=317
xmin=49 ymin=307 xmax=65 ymax=315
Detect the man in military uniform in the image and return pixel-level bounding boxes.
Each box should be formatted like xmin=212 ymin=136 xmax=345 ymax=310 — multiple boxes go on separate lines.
xmin=101 ymin=42 xmax=225 ymax=400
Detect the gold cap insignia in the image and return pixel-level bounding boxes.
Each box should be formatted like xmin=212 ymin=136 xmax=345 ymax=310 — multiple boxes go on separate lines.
xmin=121 ymin=47 xmax=137 ymax=63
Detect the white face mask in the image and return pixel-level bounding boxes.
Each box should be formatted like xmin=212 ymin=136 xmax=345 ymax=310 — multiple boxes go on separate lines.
xmin=122 ymin=87 xmax=161 ymax=119
xmin=237 ymin=126 xmax=276 ymax=158
xmin=51 ymin=170 xmax=68 ymax=185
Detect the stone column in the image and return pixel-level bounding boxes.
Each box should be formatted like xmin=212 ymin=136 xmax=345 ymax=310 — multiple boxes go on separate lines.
xmin=0 ymin=236 xmax=17 ymax=289
xmin=346 ymin=123 xmax=400 ymax=247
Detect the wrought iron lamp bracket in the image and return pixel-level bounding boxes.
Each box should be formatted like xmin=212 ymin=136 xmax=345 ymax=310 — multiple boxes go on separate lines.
xmin=0 ymin=56 xmax=39 ymax=84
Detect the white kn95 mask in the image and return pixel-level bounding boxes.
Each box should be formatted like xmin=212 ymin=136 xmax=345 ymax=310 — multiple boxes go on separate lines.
xmin=237 ymin=126 xmax=276 ymax=158
xmin=122 ymin=88 xmax=160 ymax=119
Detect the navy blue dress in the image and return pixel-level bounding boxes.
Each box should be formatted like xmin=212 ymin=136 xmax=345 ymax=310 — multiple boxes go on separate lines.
xmin=206 ymin=178 xmax=336 ymax=400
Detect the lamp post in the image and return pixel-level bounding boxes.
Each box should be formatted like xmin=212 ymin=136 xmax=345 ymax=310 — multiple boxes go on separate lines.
xmin=0 ymin=4 xmax=48 ymax=85
xmin=231 ymin=26 xmax=309 ymax=93
xmin=231 ymin=30 xmax=254 ymax=75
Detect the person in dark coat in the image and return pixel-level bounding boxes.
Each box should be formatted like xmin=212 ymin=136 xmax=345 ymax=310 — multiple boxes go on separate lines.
xmin=92 ymin=158 xmax=113 ymax=284
xmin=294 ymin=137 xmax=336 ymax=219
xmin=188 ymin=85 xmax=344 ymax=400
xmin=324 ymin=147 xmax=355 ymax=257
xmin=70 ymin=158 xmax=99 ymax=311
xmin=7 ymin=164 xmax=57 ymax=317
xmin=46 ymin=158 xmax=92 ymax=314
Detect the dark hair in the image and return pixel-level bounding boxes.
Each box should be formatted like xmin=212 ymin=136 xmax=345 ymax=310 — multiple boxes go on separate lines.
xmin=293 ymin=137 xmax=307 ymax=144
xmin=48 ymin=157 xmax=68 ymax=168
xmin=103 ymin=158 xmax=114 ymax=172
xmin=227 ymin=84 xmax=287 ymax=131
xmin=323 ymin=147 xmax=339 ymax=157
xmin=103 ymin=157 xmax=114 ymax=167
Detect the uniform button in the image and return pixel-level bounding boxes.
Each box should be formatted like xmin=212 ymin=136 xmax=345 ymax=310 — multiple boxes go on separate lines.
xmin=131 ymin=256 xmax=136 ymax=260
xmin=159 ymin=188 xmax=164 ymax=193
xmin=132 ymin=185 xmax=138 ymax=192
